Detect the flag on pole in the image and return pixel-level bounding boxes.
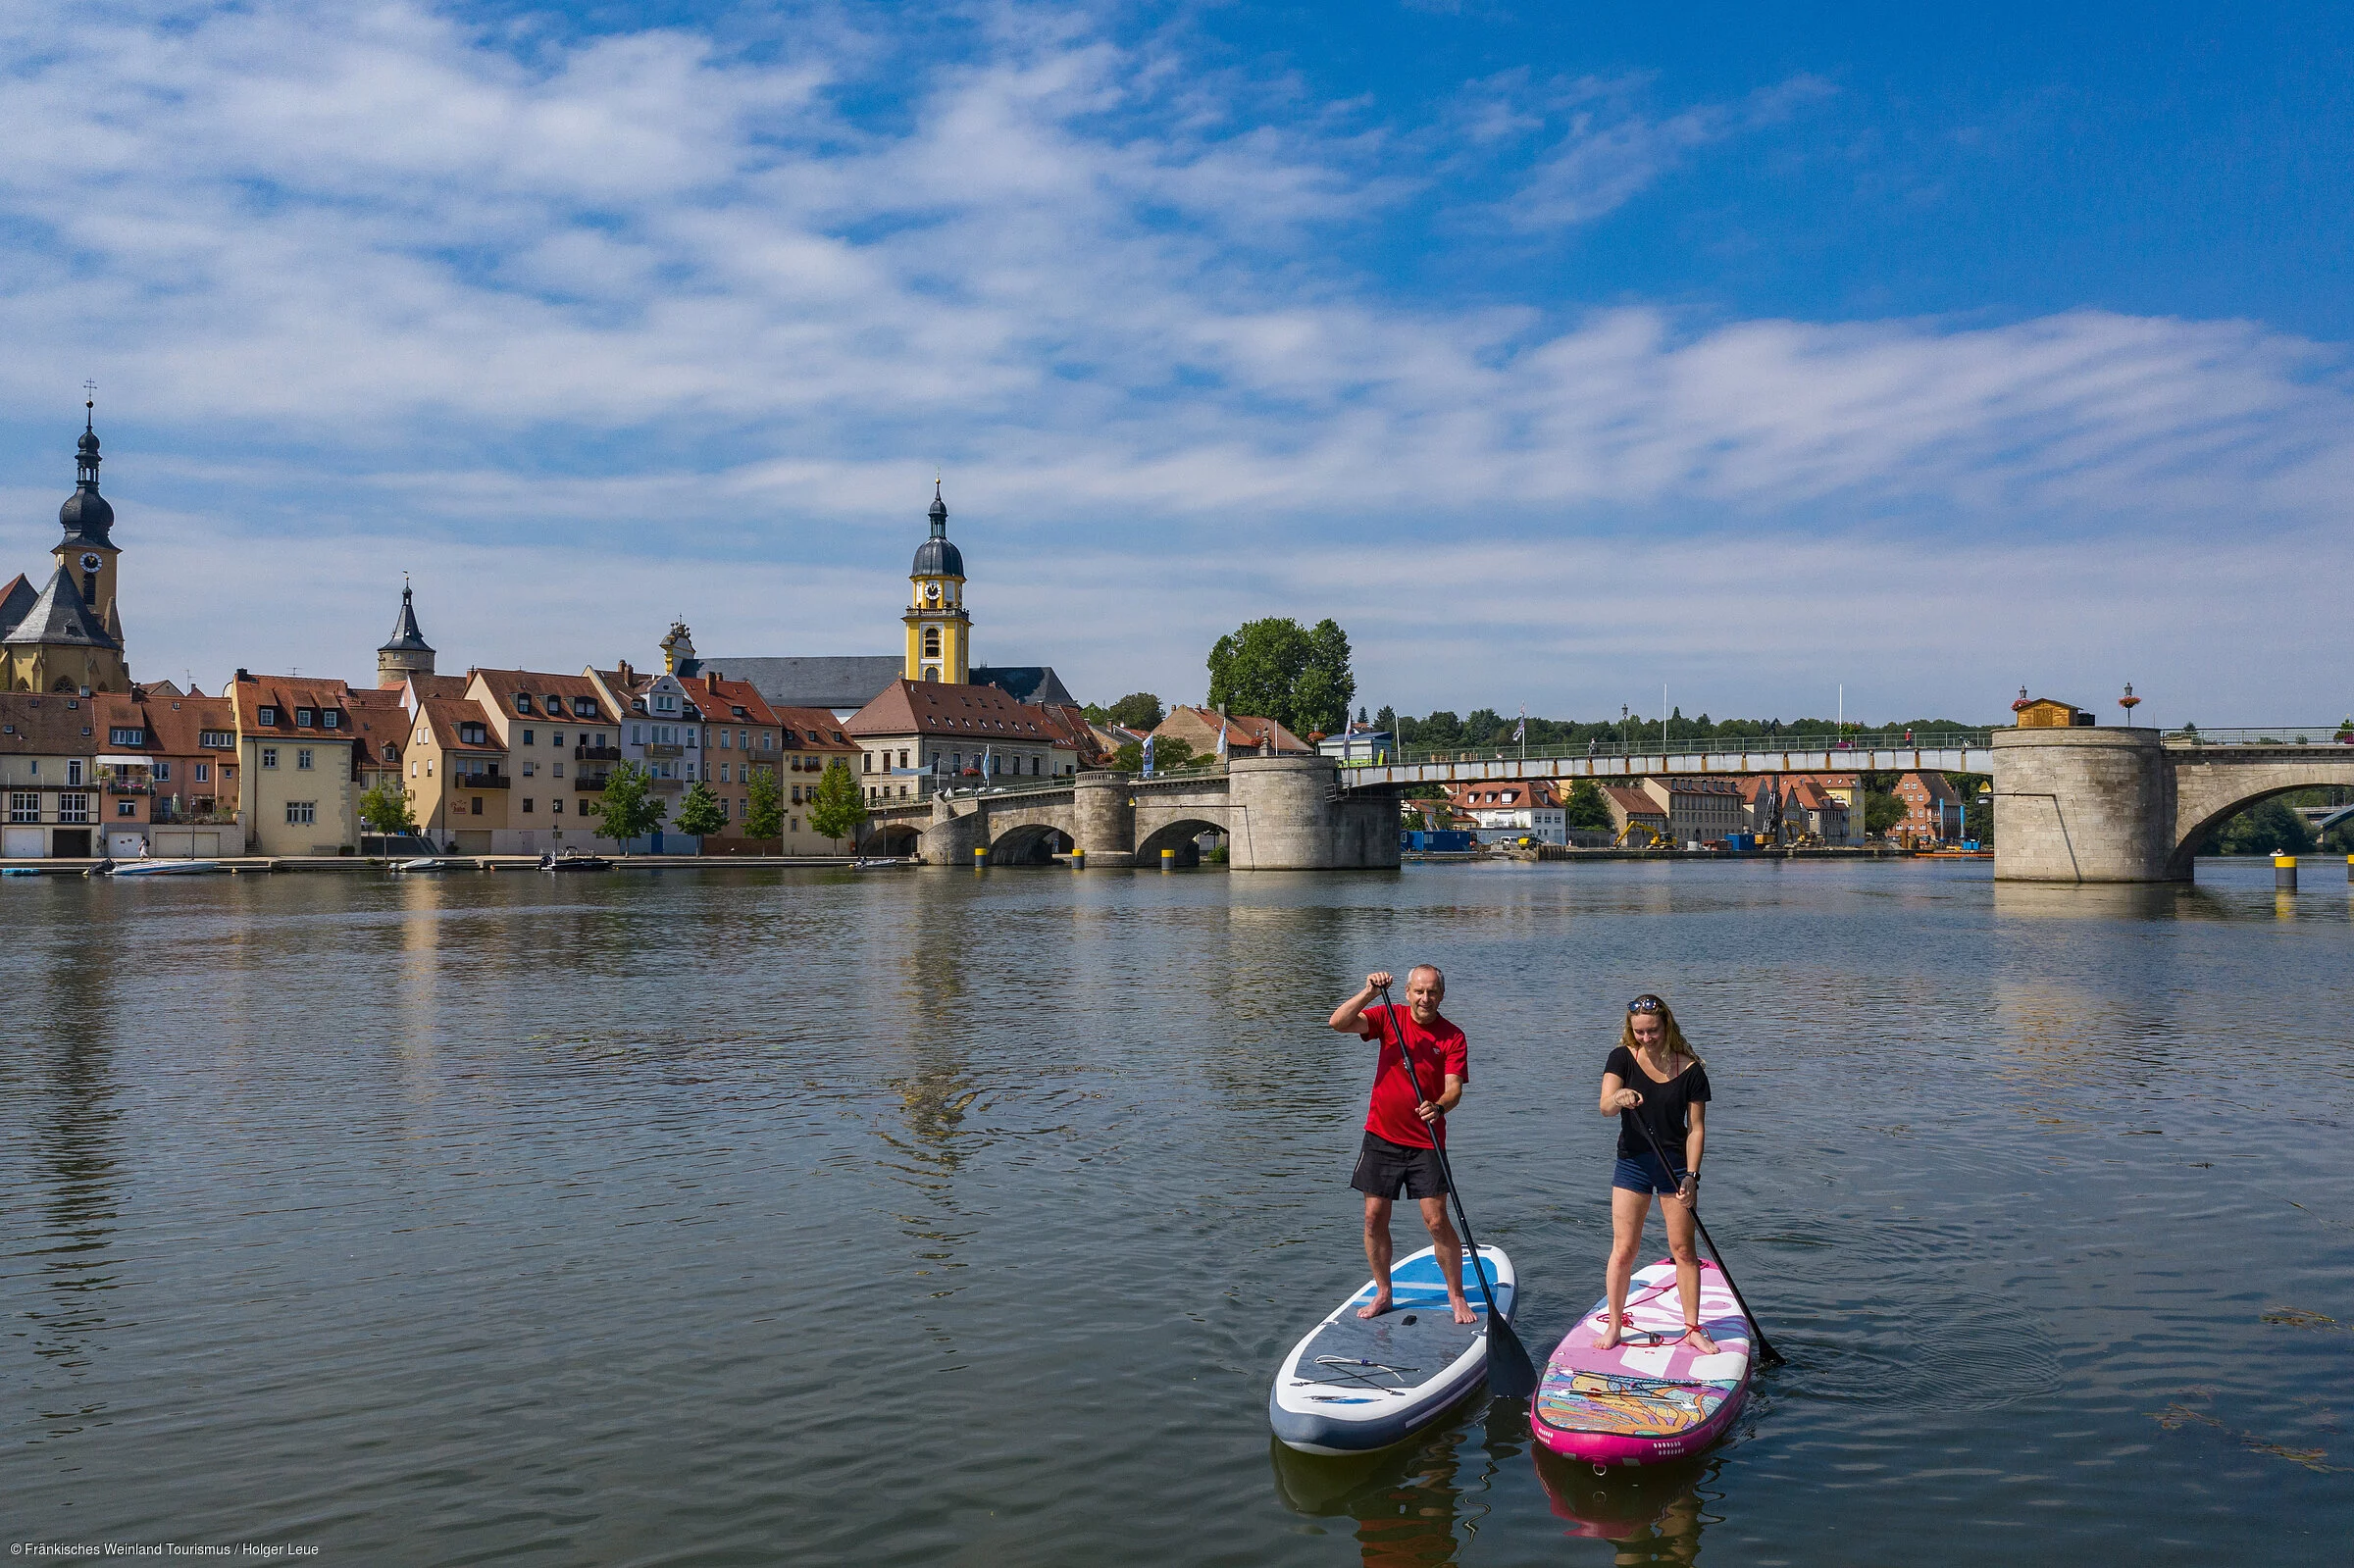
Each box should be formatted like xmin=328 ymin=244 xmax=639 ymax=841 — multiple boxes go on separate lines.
xmin=1142 ymin=732 xmax=1156 ymax=778
xmin=1216 ymin=716 xmax=1229 ymax=760
xmin=980 ymin=745 xmax=992 ymax=782
xmin=1512 ymin=708 xmax=1526 ymax=742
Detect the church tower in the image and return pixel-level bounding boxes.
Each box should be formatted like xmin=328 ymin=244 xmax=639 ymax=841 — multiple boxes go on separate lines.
xmin=902 ymin=481 xmax=970 ymax=683
xmin=3 ymin=399 xmax=128 ymax=693
xmin=377 ymin=578 xmax=435 ymax=687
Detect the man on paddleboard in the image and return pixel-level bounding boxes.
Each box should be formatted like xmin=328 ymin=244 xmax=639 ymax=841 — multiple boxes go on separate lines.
xmin=1329 ymin=967 xmax=1477 ymax=1325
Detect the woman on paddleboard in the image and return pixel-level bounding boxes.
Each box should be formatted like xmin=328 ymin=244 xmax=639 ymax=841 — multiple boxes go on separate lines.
xmin=1596 ymin=994 xmax=1715 ymax=1354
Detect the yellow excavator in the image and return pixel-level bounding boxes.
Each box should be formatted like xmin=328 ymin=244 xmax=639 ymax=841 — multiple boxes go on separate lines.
xmin=1613 ymin=820 xmax=1669 ymax=849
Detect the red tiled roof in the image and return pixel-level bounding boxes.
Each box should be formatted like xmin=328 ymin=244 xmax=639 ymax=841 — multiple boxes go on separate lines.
xmin=472 ymin=669 xmax=624 ymax=725
xmin=93 ymin=690 xmax=238 ymax=759
xmin=1605 ymin=786 xmax=1665 ymax=816
xmin=416 ymin=695 xmax=504 ymax=756
xmin=770 ymin=705 xmax=860 ymax=751
xmin=230 ymin=673 xmax=358 ymax=738
xmin=845 ymin=680 xmax=1058 ymax=740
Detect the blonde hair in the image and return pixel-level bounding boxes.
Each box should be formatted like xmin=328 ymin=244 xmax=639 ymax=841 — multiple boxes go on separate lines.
xmin=1620 ymin=995 xmax=1702 ymax=1066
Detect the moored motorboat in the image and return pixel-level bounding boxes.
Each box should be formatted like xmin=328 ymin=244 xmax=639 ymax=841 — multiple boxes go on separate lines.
xmin=539 ymin=851 xmax=611 ymax=873
xmin=392 ymin=857 xmax=449 ymax=873
xmin=110 ymin=859 xmax=221 ymax=877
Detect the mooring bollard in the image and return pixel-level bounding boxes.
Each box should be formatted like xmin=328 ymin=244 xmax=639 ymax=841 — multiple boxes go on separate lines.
xmin=2275 ymin=853 xmax=2297 ymax=891
xmin=1071 ymin=848 xmax=1086 ymax=869
xmin=1160 ymin=846 xmax=1176 ymax=871
xmin=973 ymin=845 xmax=989 ymax=869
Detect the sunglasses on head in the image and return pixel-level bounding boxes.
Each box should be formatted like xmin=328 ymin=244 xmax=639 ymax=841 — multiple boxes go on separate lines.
xmin=1628 ymin=996 xmax=1664 ymax=1015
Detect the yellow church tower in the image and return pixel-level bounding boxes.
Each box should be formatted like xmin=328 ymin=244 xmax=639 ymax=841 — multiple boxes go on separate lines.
xmin=902 ymin=481 xmax=970 ymax=683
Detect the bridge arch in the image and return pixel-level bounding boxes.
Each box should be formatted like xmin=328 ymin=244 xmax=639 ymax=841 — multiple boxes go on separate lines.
xmin=863 ymin=821 xmax=922 ymax=857
xmin=986 ymin=823 xmax=1073 ymax=865
xmin=1135 ymin=817 xmax=1225 ymax=867
xmin=2168 ymin=757 xmax=2354 ymax=877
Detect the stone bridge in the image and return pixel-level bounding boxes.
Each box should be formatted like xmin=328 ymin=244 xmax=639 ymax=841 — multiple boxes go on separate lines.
xmin=1993 ymin=728 xmax=2354 ymax=881
xmin=860 ymin=754 xmax=1400 ymax=869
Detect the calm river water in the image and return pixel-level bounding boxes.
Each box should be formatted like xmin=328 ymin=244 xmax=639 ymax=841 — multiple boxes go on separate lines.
xmin=5 ymin=860 xmax=2351 ymax=1565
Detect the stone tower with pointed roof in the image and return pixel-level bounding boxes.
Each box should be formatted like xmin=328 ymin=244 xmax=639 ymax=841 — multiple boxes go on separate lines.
xmin=377 ymin=579 xmax=436 ymax=687
xmin=902 ymin=481 xmax=971 ymax=684
xmin=1 ymin=402 xmax=129 ymax=693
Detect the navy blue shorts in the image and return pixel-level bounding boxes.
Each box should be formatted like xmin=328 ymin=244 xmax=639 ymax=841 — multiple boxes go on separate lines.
xmin=1612 ymin=1152 xmax=1689 ymax=1194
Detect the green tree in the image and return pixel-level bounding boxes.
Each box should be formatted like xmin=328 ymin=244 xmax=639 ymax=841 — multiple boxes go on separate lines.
xmin=1373 ymin=705 xmax=1397 ymax=735
xmin=1204 ymin=617 xmax=1355 ymax=734
xmin=1293 ymin=619 xmax=1356 ymax=736
xmin=806 ymin=759 xmax=869 ymax=849
xmin=1865 ymin=791 xmax=1906 ymax=837
xmin=357 ymin=782 xmax=417 ymax=837
xmin=2203 ymin=797 xmax=2318 ymax=856
xmin=1564 ymin=779 xmax=1613 ymax=831
xmin=742 ymin=765 xmax=784 ymax=843
xmin=587 ymin=761 xmax=666 ymax=852
xmin=675 ymin=779 xmax=726 ymax=839
xmin=1464 ymin=708 xmax=1505 ymax=746
xmin=1113 ymin=736 xmax=1198 ymax=774
xmin=1101 ymin=692 xmax=1165 ymax=730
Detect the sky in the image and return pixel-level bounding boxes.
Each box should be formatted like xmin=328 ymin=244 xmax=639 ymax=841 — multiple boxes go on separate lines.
xmin=1 ymin=0 xmax=2349 ymax=727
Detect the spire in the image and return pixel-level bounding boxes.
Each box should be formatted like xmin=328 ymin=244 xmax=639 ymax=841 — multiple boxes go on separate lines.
xmin=57 ymin=387 xmax=116 ymax=550
xmin=380 ymin=576 xmax=433 ymax=653
xmin=929 ymin=476 xmax=948 ymax=537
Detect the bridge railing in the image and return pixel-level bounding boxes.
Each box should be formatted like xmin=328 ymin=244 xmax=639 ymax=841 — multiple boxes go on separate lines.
xmin=1344 ymin=728 xmax=1996 ymax=770
xmin=2164 ymin=727 xmax=2354 ymax=747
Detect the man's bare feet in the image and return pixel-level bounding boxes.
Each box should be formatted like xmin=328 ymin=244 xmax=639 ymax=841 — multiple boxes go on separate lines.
xmin=1680 ymin=1324 xmax=1718 ymax=1355
xmin=1595 ymin=1316 xmax=1622 ymax=1350
xmin=1450 ymin=1294 xmax=1477 ymax=1326
xmin=1356 ymin=1294 xmax=1392 ymax=1320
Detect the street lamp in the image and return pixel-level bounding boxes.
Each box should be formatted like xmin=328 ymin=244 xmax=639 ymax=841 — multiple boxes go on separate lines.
xmin=2119 ymin=683 xmax=2140 ymax=725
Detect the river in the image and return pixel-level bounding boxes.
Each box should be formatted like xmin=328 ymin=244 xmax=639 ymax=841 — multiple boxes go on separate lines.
xmin=4 ymin=859 xmax=2349 ymax=1564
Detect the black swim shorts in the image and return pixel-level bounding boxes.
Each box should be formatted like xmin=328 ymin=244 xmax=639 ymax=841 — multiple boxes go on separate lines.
xmin=1350 ymin=1131 xmax=1448 ymax=1201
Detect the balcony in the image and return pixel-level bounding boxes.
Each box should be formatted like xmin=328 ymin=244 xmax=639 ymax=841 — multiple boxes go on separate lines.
xmin=575 ymin=745 xmax=622 ymax=762
xmin=151 ymin=803 xmax=238 ymax=826
xmin=454 ymin=772 xmax=512 ymax=790
xmin=642 ymin=743 xmax=685 ymax=759
xmin=105 ymin=780 xmax=152 ymax=796
xmin=575 ymin=775 xmax=610 ymax=791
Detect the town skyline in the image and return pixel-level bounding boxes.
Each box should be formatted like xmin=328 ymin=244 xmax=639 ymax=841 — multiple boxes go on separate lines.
xmin=3 ymin=2 xmax=2349 ymax=722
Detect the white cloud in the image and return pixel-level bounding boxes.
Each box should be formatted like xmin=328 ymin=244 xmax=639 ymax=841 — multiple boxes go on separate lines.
xmin=0 ymin=1 xmax=2346 ymax=719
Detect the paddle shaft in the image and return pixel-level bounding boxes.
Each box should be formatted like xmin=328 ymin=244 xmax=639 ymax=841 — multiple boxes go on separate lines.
xmin=1374 ymin=988 xmax=1513 ymax=1331
xmin=1620 ymin=1093 xmax=1786 ymax=1366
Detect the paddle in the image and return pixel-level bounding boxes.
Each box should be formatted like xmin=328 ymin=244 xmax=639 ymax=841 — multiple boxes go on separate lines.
xmin=1620 ymin=1095 xmax=1787 ymax=1367
xmin=1374 ymin=985 xmax=1541 ymax=1400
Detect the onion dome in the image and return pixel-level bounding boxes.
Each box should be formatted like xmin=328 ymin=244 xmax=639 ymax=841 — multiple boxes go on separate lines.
xmin=912 ymin=481 xmax=964 ymax=578
xmin=57 ymin=402 xmax=115 ymax=550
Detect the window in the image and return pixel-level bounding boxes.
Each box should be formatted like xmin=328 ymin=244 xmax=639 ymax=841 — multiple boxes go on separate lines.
xmin=194 ymin=763 xmax=210 ymax=783
xmin=154 ymin=762 xmax=171 ymax=782
xmin=761 ymin=733 xmax=772 ymax=750
xmin=791 ymin=784 xmax=801 ymax=804
xmin=257 ymin=706 xmax=277 ymax=726
xmin=552 ymin=763 xmax=564 ymax=779
xmin=719 ymin=797 xmax=729 ymax=819
xmin=897 ymin=750 xmax=908 ymax=768
xmin=109 ymin=727 xmax=145 ymax=745
xmin=201 ymin=730 xmax=232 ymax=748
xmin=261 ymin=747 xmax=279 ymax=769
xmin=522 ymin=798 xmax=534 ymax=813
xmin=862 ymin=753 xmax=871 ymax=774
xmin=522 ymin=730 xmax=535 ymax=746
xmin=923 ymin=628 xmax=941 ymax=657
xmin=296 ymin=708 xmax=314 ymax=728
xmin=471 ymin=797 xmax=483 ymax=816
xmin=59 ymin=793 xmax=90 ymax=824
xmin=8 ymin=793 xmax=35 ymax=823
xmin=551 ymin=798 xmax=564 ymax=815
xmin=522 ymin=762 xmax=536 ymax=778
xmin=516 ymin=695 xmax=536 ymax=714
xmin=296 ymin=749 xmax=314 ymax=771
xmin=717 ymin=729 xmax=730 ymax=749
xmin=542 ymin=696 xmax=560 ymax=715
xmin=118 ymin=800 xmax=136 ymax=817
xmin=574 ymin=698 xmax=595 ymax=718
xmin=550 ymin=733 xmax=563 ymax=747
xmin=284 ymin=801 xmax=315 ymax=826
xmin=632 ymin=725 xmax=643 ymax=744
xmin=322 ymin=711 xmax=340 ymax=730
xmin=410 ymin=761 xmax=418 ymax=778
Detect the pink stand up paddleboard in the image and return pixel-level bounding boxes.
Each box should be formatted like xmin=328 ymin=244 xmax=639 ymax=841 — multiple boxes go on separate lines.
xmin=1530 ymin=1257 xmax=1754 ymax=1466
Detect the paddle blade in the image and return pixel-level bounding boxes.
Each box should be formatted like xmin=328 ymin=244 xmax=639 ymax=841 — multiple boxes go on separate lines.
xmin=1485 ymin=1317 xmax=1540 ymax=1399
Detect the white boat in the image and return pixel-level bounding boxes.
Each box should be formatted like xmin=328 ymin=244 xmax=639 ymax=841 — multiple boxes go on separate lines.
xmin=110 ymin=859 xmax=220 ymax=877
xmin=392 ymin=857 xmax=450 ymax=873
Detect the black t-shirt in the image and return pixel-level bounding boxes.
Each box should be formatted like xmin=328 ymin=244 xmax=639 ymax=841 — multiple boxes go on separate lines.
xmin=1606 ymin=1045 xmax=1712 ymax=1165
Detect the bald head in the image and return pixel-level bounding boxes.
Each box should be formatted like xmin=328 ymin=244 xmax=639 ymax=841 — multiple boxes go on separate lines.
xmin=1406 ymin=964 xmax=1445 ymax=1020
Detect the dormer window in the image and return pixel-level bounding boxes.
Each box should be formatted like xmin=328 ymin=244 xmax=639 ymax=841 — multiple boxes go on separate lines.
xmin=322 ymin=711 xmax=340 ymax=730
xmin=573 ymin=697 xmax=595 ymax=718
xmin=257 ymin=706 xmax=277 ymax=726
xmin=516 ymin=695 xmax=536 ymax=715
xmin=459 ymin=722 xmax=487 ymax=745
xmin=295 ymin=708 xmax=314 ymax=728
xmin=543 ymin=695 xmax=561 ymax=712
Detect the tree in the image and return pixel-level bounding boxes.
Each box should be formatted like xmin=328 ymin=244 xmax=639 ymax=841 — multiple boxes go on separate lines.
xmin=1865 ymin=791 xmax=1906 ymax=837
xmin=587 ymin=761 xmax=666 ymax=852
xmin=1101 ymin=692 xmax=1165 ymax=731
xmin=1373 ymin=705 xmax=1397 ymax=736
xmin=1564 ymin=779 xmax=1613 ymax=831
xmin=675 ymin=779 xmax=726 ymax=839
xmin=357 ymin=782 xmax=417 ymax=836
xmin=2202 ymin=797 xmax=2318 ymax=856
xmin=806 ymin=759 xmax=869 ymax=849
xmin=743 ymin=765 xmax=784 ymax=843
xmin=1294 ymin=619 xmax=1356 ymax=737
xmin=1113 ymin=736 xmax=1198 ymax=774
xmin=1204 ymin=617 xmax=1356 ymax=735
xmin=1464 ymin=708 xmax=1505 ymax=746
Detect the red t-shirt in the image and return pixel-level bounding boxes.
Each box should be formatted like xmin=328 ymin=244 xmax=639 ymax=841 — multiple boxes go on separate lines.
xmin=1360 ymin=1002 xmax=1469 ymax=1149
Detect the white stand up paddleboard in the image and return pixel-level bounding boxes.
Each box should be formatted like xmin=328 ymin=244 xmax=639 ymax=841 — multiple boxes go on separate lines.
xmin=1269 ymin=1244 xmax=1516 ymax=1455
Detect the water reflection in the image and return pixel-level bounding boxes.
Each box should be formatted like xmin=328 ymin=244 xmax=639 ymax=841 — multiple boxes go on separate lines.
xmin=1270 ymin=1429 xmax=1473 ymax=1566
xmin=1531 ymin=1448 xmax=1711 ymax=1564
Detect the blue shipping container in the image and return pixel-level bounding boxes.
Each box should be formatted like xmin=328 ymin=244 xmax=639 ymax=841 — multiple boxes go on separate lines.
xmin=1401 ymin=830 xmax=1478 ymax=852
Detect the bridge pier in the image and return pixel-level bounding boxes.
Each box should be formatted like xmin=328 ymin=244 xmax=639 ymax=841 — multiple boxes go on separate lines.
xmin=1072 ymin=773 xmax=1137 ymax=868
xmin=1226 ymin=756 xmax=1400 ymax=871
xmin=1993 ymin=728 xmax=2174 ymax=882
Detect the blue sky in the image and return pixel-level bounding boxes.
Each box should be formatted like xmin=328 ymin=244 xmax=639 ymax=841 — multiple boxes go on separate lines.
xmin=1 ymin=0 xmax=2349 ymax=726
